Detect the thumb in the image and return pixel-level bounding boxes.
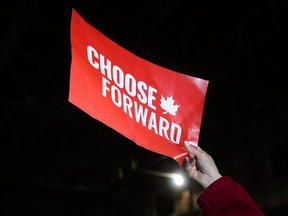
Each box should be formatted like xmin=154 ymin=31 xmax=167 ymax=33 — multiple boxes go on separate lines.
xmin=184 ymin=141 xmax=202 ymax=157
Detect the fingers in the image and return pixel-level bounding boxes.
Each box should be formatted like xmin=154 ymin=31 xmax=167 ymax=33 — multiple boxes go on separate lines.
xmin=190 ymin=158 xmax=196 ymax=166
xmin=185 ymin=156 xmax=196 ymax=166
xmin=185 ymin=157 xmax=198 ymax=178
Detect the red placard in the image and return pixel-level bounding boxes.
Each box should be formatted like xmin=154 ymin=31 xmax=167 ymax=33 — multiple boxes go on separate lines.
xmin=69 ymin=9 xmax=209 ymax=165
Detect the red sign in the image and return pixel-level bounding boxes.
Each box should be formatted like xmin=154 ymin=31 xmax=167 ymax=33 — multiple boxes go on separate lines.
xmin=69 ymin=9 xmax=209 ymax=165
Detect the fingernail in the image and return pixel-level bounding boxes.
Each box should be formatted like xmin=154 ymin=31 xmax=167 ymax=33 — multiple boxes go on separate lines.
xmin=184 ymin=141 xmax=190 ymax=147
xmin=185 ymin=141 xmax=198 ymax=148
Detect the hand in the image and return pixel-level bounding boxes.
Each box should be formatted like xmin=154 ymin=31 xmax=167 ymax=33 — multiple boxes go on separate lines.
xmin=184 ymin=141 xmax=222 ymax=189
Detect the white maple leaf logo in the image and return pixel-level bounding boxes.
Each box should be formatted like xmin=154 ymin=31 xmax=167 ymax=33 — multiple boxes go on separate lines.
xmin=160 ymin=95 xmax=180 ymax=115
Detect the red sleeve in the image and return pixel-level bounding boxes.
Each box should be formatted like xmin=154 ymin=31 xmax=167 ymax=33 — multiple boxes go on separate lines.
xmin=197 ymin=176 xmax=265 ymax=216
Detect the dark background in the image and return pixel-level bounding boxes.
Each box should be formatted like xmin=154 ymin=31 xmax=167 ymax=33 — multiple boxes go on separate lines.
xmin=1 ymin=0 xmax=288 ymax=215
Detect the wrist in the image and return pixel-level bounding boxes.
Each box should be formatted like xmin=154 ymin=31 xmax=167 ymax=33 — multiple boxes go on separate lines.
xmin=203 ymin=173 xmax=222 ymax=189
